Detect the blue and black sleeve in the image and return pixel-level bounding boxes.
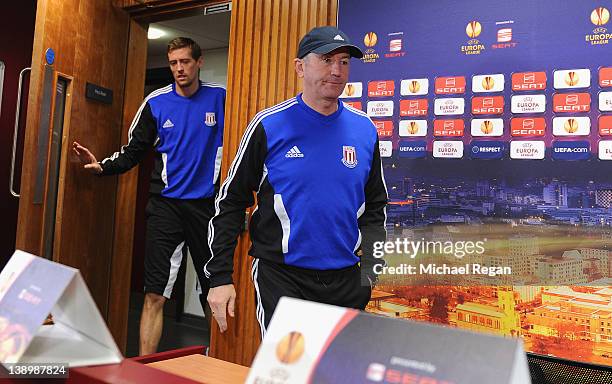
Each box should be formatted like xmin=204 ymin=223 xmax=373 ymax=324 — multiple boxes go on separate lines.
xmin=100 ymin=102 xmax=157 ymax=175
xmin=359 ymin=138 xmax=389 ymax=283
xmin=205 ymin=122 xmax=267 ymax=287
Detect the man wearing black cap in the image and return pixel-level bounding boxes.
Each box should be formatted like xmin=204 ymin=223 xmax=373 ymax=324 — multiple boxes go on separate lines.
xmin=205 ymin=26 xmax=388 ymax=336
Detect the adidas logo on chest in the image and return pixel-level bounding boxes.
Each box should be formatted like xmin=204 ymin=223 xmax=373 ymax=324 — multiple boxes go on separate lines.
xmin=285 ymin=146 xmax=304 ymax=158
xmin=162 ymin=119 xmax=174 ymax=128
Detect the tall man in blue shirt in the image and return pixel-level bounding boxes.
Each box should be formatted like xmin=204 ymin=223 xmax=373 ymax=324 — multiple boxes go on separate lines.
xmin=205 ymin=26 xmax=388 ymax=337
xmin=73 ymin=37 xmax=225 ymax=354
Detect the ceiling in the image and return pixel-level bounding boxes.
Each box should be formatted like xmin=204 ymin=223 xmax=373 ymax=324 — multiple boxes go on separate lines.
xmin=147 ymin=10 xmax=231 ymax=59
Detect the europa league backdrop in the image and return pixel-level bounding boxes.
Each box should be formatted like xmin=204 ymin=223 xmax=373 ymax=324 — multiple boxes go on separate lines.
xmin=339 ymin=0 xmax=612 ymax=365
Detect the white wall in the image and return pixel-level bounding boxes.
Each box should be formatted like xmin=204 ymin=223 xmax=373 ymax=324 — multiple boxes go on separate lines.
xmin=147 ymin=47 xmax=229 ymax=86
xmin=199 ymin=48 xmax=228 ymax=86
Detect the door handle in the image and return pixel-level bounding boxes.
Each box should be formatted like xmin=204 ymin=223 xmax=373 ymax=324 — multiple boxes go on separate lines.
xmin=10 ymin=67 xmax=30 ymax=198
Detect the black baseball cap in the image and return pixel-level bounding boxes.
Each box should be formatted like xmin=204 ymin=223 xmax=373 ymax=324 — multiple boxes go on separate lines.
xmin=297 ymin=26 xmax=363 ymax=59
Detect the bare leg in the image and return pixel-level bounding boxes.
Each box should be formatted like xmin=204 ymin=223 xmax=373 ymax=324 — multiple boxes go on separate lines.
xmin=139 ymin=292 xmax=166 ymax=355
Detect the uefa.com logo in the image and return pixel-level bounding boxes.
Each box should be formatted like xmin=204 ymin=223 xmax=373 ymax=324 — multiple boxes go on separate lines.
xmin=586 ymin=7 xmax=611 ymax=45
xmin=398 ymin=140 xmax=427 ymax=158
xmin=551 ymin=141 xmax=590 ymax=161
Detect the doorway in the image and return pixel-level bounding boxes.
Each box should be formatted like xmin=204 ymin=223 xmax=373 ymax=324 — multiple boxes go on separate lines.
xmin=0 ymin=2 xmax=37 ymax=269
xmin=126 ymin=7 xmax=231 ymax=357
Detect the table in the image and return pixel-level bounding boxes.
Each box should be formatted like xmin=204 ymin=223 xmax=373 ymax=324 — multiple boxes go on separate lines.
xmin=148 ymin=354 xmax=249 ymax=384
xmin=1 ymin=347 xmax=249 ymax=384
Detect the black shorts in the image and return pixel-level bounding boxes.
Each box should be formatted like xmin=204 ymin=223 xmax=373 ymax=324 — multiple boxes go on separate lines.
xmin=144 ymin=194 xmax=213 ymax=299
xmin=251 ymin=258 xmax=372 ymax=338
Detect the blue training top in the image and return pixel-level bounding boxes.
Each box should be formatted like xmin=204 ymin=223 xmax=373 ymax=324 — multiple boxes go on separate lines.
xmin=205 ymin=94 xmax=388 ymax=287
xmin=100 ymin=81 xmax=225 ymax=199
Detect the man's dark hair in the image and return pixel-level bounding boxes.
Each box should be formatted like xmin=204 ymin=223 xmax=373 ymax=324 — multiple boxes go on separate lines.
xmin=167 ymin=37 xmax=202 ymax=60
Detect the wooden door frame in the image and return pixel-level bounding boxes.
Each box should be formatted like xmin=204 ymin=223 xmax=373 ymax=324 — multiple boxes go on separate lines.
xmin=116 ymin=1 xmax=339 ymax=365
xmin=48 ymin=71 xmax=74 ymax=263
xmin=110 ymin=0 xmax=231 ymax=353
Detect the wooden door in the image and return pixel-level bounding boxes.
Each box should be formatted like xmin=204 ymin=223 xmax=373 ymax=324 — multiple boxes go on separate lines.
xmin=15 ymin=0 xmax=340 ymax=359
xmin=15 ymin=0 xmax=147 ymax=350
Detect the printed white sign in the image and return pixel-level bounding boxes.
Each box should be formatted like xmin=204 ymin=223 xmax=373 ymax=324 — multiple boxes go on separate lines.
xmin=511 ymin=95 xmax=546 ymax=114
xmin=399 ymin=120 xmax=428 ymax=137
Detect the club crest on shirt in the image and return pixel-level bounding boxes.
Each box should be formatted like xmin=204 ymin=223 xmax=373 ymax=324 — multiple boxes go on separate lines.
xmin=205 ymin=112 xmax=216 ymax=127
xmin=342 ymin=146 xmax=358 ymax=168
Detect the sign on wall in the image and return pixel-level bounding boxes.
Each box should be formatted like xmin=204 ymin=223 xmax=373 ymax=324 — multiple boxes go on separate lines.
xmin=339 ymin=0 xmax=612 ymax=366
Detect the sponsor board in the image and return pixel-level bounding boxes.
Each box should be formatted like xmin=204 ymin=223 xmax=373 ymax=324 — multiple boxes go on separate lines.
xmin=367 ymin=100 xmax=394 ymax=117
xmin=368 ymin=80 xmax=395 ymax=97
xmin=497 ymin=28 xmax=512 ymax=42
xmin=379 ymin=140 xmax=393 ymax=157
xmin=599 ymin=91 xmax=612 ymax=111
xmin=373 ymin=120 xmax=394 ymax=137
xmin=552 ymin=116 xmax=591 ymax=136
xmin=470 ymin=140 xmax=506 ymax=159
xmin=599 ymin=115 xmax=612 ymax=135
xmin=471 ymin=118 xmax=504 ymax=136
xmin=552 ymin=93 xmax=591 ymax=113
xmin=551 ymin=141 xmax=591 ymax=160
xmin=511 ymin=94 xmax=546 ymax=114
xmin=492 ymin=22 xmax=518 ymax=49
xmin=433 ymin=140 xmax=464 ymax=158
xmin=362 ymin=31 xmax=380 ymax=63
xmin=344 ymin=101 xmax=363 ymax=111
xmin=510 ymin=117 xmax=546 ymax=137
xmin=390 ymin=39 xmax=402 ymax=52
xmin=510 ymin=141 xmax=545 ymax=159
xmin=435 ymin=76 xmax=466 ymax=94
xmin=399 ymin=120 xmax=427 ymax=137
xmin=472 ymin=96 xmax=504 ymax=115
xmin=398 ymin=140 xmax=427 ymax=158
xmin=400 ymin=78 xmax=429 ymax=96
xmin=340 ymin=82 xmax=363 ymax=98
xmin=512 ymin=71 xmax=547 ymax=91
xmin=433 ymin=119 xmax=465 ymax=137
xmin=586 ymin=7 xmax=611 ymax=46
xmin=600 ymin=67 xmax=612 ymax=87
xmin=553 ymin=69 xmax=591 ymax=89
xmin=599 ymin=140 xmax=612 ymax=160
xmin=385 ymin=32 xmax=407 ymax=58
xmin=246 ymin=297 xmax=531 ymax=384
xmin=472 ymin=74 xmax=505 ymax=93
xmin=434 ymin=98 xmax=465 ymax=116
xmin=400 ymin=99 xmax=428 ymax=116
xmin=462 ymin=21 xmax=485 ymax=55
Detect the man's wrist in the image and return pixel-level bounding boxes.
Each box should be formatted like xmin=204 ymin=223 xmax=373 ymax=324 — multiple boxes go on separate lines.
xmin=210 ymin=272 xmax=234 ymax=288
